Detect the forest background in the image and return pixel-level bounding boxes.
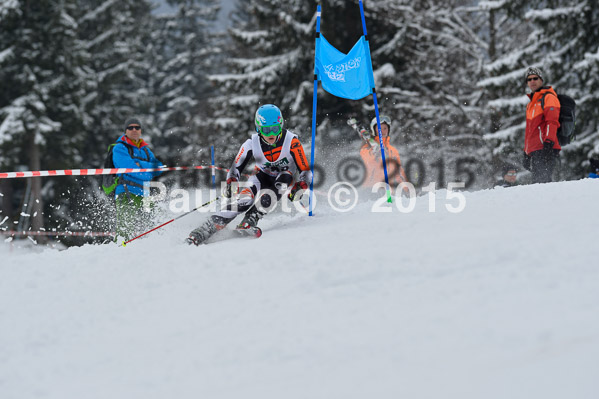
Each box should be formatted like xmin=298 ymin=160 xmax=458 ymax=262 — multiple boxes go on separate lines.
xmin=1 ymin=0 xmax=598 ymax=244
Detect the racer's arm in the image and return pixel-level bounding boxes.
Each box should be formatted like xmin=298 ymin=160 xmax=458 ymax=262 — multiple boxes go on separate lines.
xmin=227 ymin=138 xmax=253 ymax=181
xmin=290 ymin=137 xmax=313 ymax=185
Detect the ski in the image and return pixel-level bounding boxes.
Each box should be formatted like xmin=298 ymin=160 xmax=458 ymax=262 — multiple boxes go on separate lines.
xmin=347 ymin=117 xmax=376 ymax=148
xmin=186 ymin=225 xmax=262 ymax=246
xmin=235 ymin=223 xmax=262 ymax=238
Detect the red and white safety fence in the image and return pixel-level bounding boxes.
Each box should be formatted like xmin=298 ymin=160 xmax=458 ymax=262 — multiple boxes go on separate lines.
xmin=0 ymin=230 xmax=114 ymax=237
xmin=0 ymin=165 xmax=233 ymax=179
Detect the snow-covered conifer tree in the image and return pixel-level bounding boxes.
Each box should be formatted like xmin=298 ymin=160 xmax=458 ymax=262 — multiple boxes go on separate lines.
xmin=209 ymin=0 xmax=318 ymax=161
xmin=358 ymin=0 xmax=494 ymax=188
xmin=147 ymin=0 xmax=222 ymax=188
xmin=76 ymin=0 xmax=155 ymax=162
xmin=0 ymin=0 xmax=89 ymax=234
xmin=480 ymin=0 xmax=599 ymax=180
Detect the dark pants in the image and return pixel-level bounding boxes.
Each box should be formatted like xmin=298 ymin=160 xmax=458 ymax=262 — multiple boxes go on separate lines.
xmin=529 ymin=149 xmax=559 ymax=184
xmin=216 ymin=171 xmax=284 ymax=223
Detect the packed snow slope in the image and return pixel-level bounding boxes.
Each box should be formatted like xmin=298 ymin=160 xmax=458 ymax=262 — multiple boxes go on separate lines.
xmin=1 ymin=179 xmax=598 ymax=399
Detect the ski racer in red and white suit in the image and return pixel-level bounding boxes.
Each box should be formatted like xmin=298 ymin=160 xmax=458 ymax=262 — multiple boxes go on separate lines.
xmin=187 ymin=104 xmax=312 ymax=245
xmin=220 ymin=128 xmax=312 ymax=221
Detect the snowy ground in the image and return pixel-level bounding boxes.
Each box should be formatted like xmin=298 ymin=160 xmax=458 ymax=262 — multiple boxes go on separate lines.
xmin=1 ymin=179 xmax=598 ymax=399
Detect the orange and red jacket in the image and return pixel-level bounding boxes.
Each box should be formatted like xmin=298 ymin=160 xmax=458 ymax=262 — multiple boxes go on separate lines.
xmin=525 ymin=86 xmax=561 ymax=155
xmin=360 ymin=136 xmax=407 ymax=188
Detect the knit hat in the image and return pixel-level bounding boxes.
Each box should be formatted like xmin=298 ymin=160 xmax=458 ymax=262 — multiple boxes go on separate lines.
xmin=502 ymin=163 xmax=518 ymax=175
xmin=525 ymin=66 xmax=544 ymax=82
xmin=124 ymin=117 xmax=142 ymax=131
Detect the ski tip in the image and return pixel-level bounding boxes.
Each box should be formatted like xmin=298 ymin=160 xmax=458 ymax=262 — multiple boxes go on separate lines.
xmin=185 ymin=236 xmax=200 ymax=246
xmin=235 ymin=224 xmax=262 ymax=238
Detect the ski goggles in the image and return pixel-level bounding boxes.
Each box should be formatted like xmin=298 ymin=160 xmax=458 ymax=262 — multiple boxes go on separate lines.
xmin=378 ymin=115 xmax=392 ymax=125
xmin=371 ymin=115 xmax=392 ymax=130
xmin=258 ymin=124 xmax=282 ymax=137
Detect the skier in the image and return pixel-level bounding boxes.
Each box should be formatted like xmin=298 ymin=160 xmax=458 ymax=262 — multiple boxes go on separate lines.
xmin=358 ymin=115 xmax=408 ymax=191
xmin=186 ymin=104 xmax=312 ymax=245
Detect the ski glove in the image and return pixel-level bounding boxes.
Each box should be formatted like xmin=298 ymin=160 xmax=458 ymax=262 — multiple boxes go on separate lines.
xmin=543 ymin=140 xmax=555 ymax=150
xmin=361 ymin=129 xmax=372 ymax=142
xmin=542 ymin=140 xmax=558 ymax=160
xmin=288 ymin=181 xmax=308 ymax=202
xmin=223 ymin=177 xmax=238 ymax=198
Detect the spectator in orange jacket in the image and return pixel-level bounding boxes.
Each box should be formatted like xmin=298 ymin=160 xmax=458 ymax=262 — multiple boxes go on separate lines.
xmin=359 ymin=115 xmax=408 ymax=192
xmin=522 ymin=67 xmax=561 ymax=183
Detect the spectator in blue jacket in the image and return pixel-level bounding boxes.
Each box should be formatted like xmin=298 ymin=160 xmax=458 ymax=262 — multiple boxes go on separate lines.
xmin=113 ymin=117 xmax=163 ymax=241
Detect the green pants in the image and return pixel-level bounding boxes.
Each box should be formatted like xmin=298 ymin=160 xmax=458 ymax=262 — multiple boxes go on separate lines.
xmin=115 ymin=193 xmax=156 ymax=242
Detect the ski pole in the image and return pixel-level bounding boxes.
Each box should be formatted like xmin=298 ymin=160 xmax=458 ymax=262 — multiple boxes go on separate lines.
xmin=121 ymin=196 xmax=220 ymax=247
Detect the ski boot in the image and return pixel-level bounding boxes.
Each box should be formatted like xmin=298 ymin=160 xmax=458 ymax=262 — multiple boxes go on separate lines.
xmin=186 ymin=216 xmax=231 ymax=246
xmin=235 ymin=207 xmax=265 ymax=238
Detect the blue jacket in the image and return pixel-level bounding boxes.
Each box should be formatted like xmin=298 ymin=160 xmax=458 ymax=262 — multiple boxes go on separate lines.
xmin=112 ymin=135 xmax=163 ymax=197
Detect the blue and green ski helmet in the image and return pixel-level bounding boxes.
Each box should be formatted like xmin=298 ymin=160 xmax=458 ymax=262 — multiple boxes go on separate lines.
xmin=255 ymin=104 xmax=284 ymax=138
